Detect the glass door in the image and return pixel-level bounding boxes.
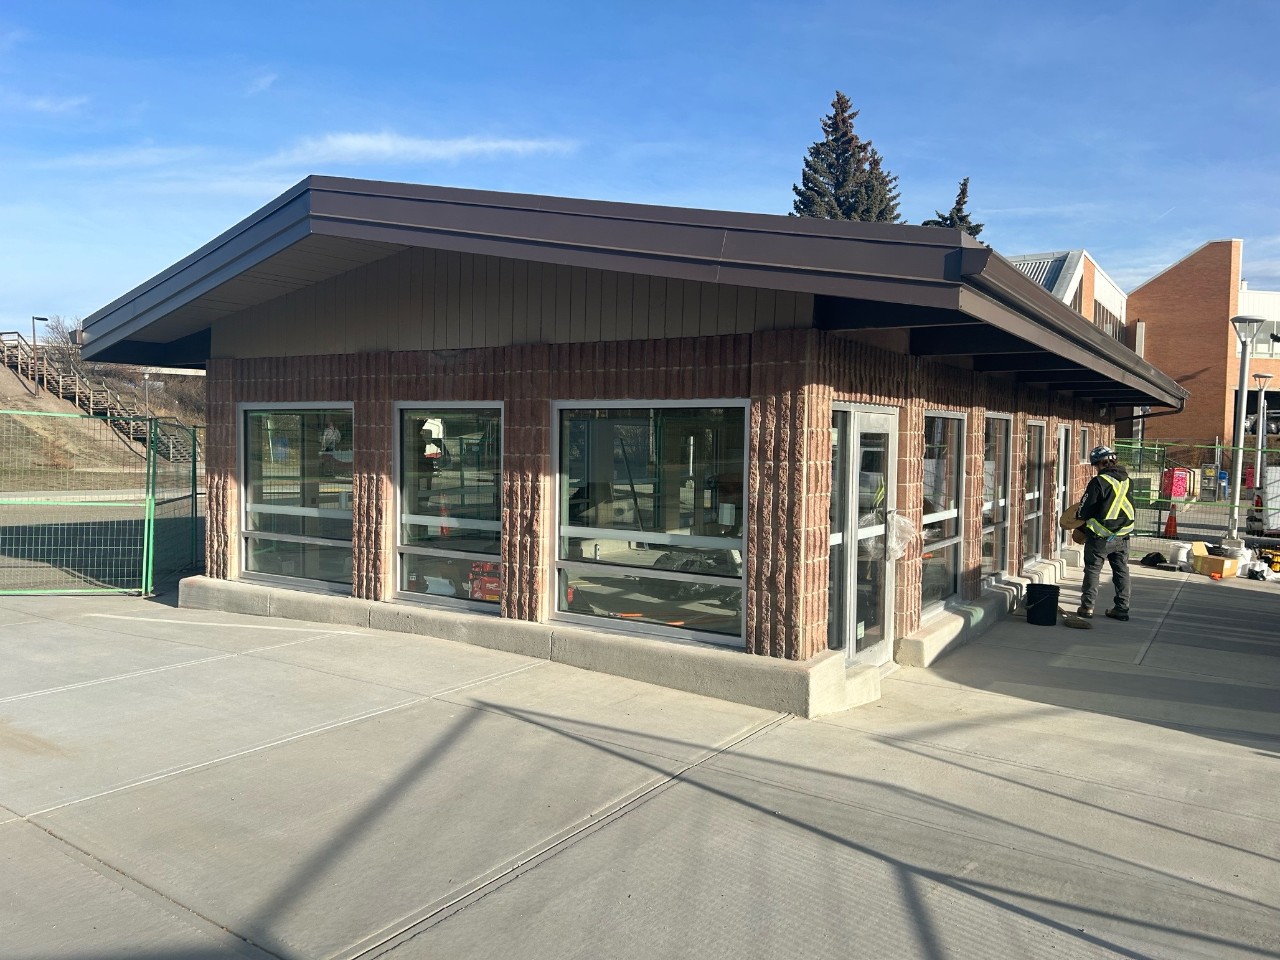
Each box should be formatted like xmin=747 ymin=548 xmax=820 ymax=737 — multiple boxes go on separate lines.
xmin=829 ymin=406 xmax=898 ymax=667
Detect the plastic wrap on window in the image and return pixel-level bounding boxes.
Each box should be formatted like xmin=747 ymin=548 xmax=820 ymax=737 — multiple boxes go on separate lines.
xmin=887 ymin=513 xmax=918 ymax=560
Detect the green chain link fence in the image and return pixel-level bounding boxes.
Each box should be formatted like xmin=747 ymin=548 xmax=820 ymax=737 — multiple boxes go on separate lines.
xmin=1115 ymin=438 xmax=1280 ymax=543
xmin=0 ymin=410 xmax=200 ymax=594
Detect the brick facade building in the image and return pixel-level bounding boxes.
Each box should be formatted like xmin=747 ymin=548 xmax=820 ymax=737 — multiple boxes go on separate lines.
xmin=83 ymin=177 xmax=1184 ymax=714
xmin=1124 ymin=239 xmax=1280 ymax=446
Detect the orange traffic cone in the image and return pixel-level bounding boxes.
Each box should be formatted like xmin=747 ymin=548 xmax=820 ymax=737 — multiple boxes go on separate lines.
xmin=1163 ymin=503 xmax=1178 ymax=539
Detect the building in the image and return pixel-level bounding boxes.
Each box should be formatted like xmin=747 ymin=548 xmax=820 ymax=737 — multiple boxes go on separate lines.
xmin=1007 ymin=250 xmax=1130 ymax=347
xmin=1127 ymin=239 xmax=1280 ymax=445
xmin=82 ymin=177 xmax=1185 ymax=715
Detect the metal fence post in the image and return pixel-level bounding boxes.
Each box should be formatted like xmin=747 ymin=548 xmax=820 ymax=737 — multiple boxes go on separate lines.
xmin=190 ymin=423 xmax=198 ymax=569
xmin=142 ymin=417 xmax=156 ymax=595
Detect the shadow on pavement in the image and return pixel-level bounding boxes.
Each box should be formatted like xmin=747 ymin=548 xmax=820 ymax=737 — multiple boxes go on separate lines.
xmin=393 ymin=701 xmax=1280 ymax=960
xmin=929 ymin=571 xmax=1280 ymax=752
xmin=8 ymin=696 xmax=1277 ymax=960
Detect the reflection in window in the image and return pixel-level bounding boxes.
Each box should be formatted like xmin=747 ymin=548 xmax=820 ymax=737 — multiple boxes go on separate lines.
xmin=982 ymin=417 xmax=1011 ymax=577
xmin=1023 ymin=422 xmax=1045 ymax=561
xmin=243 ymin=409 xmax=353 ymax=585
xmin=557 ymin=406 xmax=745 ymax=638
xmin=922 ymin=414 xmax=963 ymax=606
xmin=399 ymin=408 xmax=502 ymax=604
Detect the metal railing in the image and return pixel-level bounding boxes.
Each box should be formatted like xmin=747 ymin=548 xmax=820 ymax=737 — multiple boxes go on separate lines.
xmin=0 ymin=330 xmax=199 ymax=464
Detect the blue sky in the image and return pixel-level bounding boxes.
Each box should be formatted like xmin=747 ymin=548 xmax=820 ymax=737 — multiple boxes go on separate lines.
xmin=3 ymin=1 xmax=1278 ymax=325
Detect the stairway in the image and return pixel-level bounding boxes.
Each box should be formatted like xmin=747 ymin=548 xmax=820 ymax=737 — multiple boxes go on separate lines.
xmin=0 ymin=331 xmax=199 ymax=464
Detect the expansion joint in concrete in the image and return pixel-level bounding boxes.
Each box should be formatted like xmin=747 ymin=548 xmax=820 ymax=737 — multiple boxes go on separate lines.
xmin=344 ymin=712 xmax=793 ymax=959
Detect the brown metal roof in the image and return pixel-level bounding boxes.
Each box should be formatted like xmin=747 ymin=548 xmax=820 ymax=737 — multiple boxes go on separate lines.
xmin=81 ymin=175 xmax=1186 ymax=408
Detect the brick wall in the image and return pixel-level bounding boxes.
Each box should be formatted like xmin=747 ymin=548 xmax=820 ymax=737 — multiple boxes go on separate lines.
xmin=1128 ymin=240 xmax=1241 ymax=442
xmin=205 ymin=331 xmax=1109 ymax=662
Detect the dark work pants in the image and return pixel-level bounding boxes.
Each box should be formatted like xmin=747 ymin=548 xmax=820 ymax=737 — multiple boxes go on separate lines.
xmin=1081 ymin=535 xmax=1130 ymax=613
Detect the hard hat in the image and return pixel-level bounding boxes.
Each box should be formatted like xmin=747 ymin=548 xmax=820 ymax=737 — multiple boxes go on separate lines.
xmin=1088 ymin=444 xmax=1117 ymax=464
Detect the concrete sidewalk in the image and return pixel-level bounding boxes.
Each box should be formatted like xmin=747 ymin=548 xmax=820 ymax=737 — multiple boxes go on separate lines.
xmin=1 ymin=569 xmax=1277 ymax=959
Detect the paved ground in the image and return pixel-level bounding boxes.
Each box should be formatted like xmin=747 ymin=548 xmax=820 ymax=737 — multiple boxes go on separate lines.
xmin=1 ymin=567 xmax=1278 ymax=959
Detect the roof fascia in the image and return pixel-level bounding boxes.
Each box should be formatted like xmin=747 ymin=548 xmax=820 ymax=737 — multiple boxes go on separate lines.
xmin=305 ymin=184 xmax=966 ymax=309
xmin=82 ymin=185 xmax=314 ymax=359
xmin=962 ymin=247 xmax=1187 ymax=408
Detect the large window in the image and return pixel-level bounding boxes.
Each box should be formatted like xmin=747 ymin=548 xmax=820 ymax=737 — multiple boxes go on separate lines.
xmin=982 ymin=416 xmax=1011 ymax=577
xmin=556 ymin=404 xmax=746 ymax=640
xmin=1238 ymin=318 xmax=1279 ymax=358
xmin=922 ymin=414 xmax=964 ymax=607
xmin=398 ymin=406 xmax=502 ymax=605
xmin=243 ymin=407 xmax=353 ymax=587
xmin=1023 ymin=422 xmax=1045 ymax=561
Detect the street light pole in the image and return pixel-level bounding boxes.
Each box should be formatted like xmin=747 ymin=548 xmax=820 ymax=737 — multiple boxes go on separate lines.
xmin=1228 ymin=315 xmax=1266 ymax=542
xmin=30 ymin=316 xmax=48 ymax=396
xmin=1254 ymin=372 xmax=1273 ymax=526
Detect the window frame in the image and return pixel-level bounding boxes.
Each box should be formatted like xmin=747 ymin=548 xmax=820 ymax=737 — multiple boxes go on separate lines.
xmin=392 ymin=400 xmax=505 ymax=611
xmin=921 ymin=410 xmax=967 ymax=612
xmin=1237 ymin=320 xmax=1277 ymax=358
xmin=550 ymin=398 xmax=750 ymax=647
xmin=981 ymin=413 xmax=1013 ymax=580
xmin=1023 ymin=420 xmax=1046 ymax=564
xmin=238 ymin=401 xmax=355 ymax=594
xmin=1079 ymin=426 xmax=1092 ymax=464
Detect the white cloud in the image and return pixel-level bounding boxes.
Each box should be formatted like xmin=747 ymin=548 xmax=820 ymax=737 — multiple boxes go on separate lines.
xmin=1 ymin=89 xmax=88 ymax=113
xmin=43 ymin=144 xmax=204 ymax=169
xmin=0 ymin=27 xmax=29 ymax=53
xmin=264 ymin=131 xmax=577 ymax=167
xmin=246 ymin=72 xmax=278 ymax=96
xmin=982 ymin=201 xmax=1106 ymax=220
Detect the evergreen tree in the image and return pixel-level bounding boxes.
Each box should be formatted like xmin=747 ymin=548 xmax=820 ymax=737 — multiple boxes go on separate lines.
xmin=856 ymin=151 xmax=901 ymax=223
xmin=921 ymin=177 xmax=984 ymax=238
xmin=791 ymin=91 xmax=902 ymax=222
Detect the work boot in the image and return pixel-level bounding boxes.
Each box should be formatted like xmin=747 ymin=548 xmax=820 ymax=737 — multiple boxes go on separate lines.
xmin=1076 ymin=606 xmax=1093 ymax=618
xmin=1105 ymin=608 xmax=1129 ymax=622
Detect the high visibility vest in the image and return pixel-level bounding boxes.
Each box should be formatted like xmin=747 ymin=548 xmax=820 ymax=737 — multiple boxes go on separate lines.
xmin=1084 ymin=473 xmax=1135 ymax=539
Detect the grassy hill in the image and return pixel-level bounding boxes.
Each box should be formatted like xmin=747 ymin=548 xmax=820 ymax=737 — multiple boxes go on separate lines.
xmin=0 ymin=365 xmax=150 ymax=493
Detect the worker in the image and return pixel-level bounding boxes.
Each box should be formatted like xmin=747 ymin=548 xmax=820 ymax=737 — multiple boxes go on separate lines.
xmin=1076 ymin=444 xmax=1136 ymax=621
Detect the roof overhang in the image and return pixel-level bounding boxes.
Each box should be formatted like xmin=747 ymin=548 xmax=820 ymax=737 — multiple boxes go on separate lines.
xmin=82 ymin=176 xmax=1186 ymax=410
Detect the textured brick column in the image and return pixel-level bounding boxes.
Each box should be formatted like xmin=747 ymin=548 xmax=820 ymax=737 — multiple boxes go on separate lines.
xmin=961 ymin=408 xmax=985 ymax=599
xmin=204 ymin=360 xmax=237 ymax=580
xmin=1009 ymin=412 xmax=1027 ymax=574
xmin=746 ymin=329 xmax=821 ymax=660
xmin=503 ymin=343 xmax=553 ymax=622
xmin=352 ymin=395 xmax=393 ymax=600
xmin=894 ymin=402 xmax=925 ymax=641
xmin=801 ymin=347 xmax=835 ymax=664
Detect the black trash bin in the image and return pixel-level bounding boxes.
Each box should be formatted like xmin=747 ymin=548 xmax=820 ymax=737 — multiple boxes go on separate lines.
xmin=1026 ymin=584 xmax=1060 ymax=626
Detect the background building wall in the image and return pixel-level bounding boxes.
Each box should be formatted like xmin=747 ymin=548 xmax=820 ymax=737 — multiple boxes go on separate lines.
xmin=1128 ymin=240 xmax=1242 ymax=442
